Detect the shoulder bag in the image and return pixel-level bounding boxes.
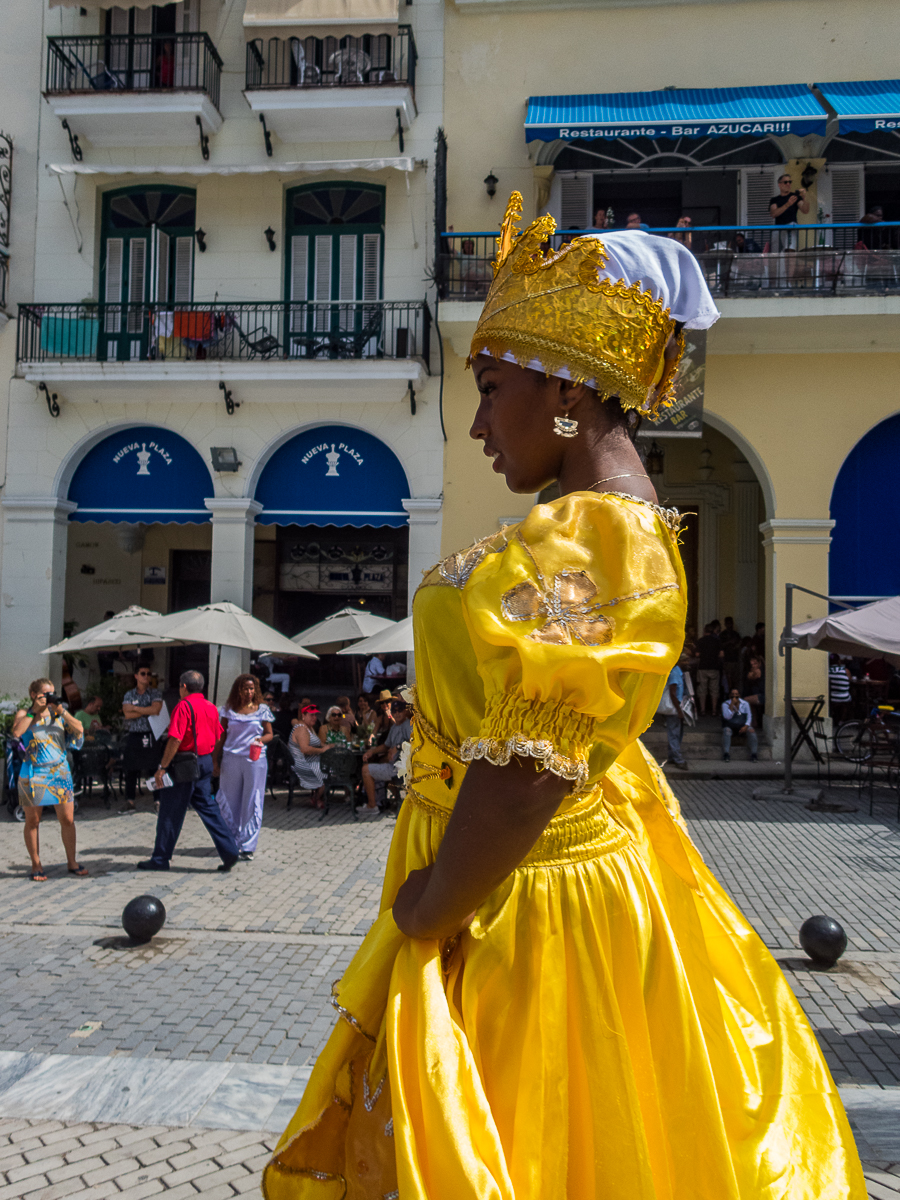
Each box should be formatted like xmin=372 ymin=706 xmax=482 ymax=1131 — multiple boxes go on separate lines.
xmin=168 ymin=700 xmax=200 ymax=784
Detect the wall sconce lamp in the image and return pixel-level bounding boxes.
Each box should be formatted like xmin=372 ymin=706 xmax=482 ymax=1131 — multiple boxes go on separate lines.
xmin=800 ymin=162 xmax=818 ymax=190
xmin=210 ymin=446 xmax=242 ymax=473
xmin=646 ymin=440 xmax=665 ymax=476
xmin=484 ymin=170 xmax=498 ymax=199
xmin=264 ymin=226 xmax=277 ymax=252
xmin=195 ymin=228 xmax=207 ymax=253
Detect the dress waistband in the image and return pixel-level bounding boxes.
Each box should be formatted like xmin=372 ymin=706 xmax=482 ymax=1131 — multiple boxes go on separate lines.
xmin=407 ymin=713 xmax=630 ymax=867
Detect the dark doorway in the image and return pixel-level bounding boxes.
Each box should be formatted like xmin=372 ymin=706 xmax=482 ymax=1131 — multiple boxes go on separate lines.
xmin=677 ymin=509 xmax=699 ymax=639
xmin=168 ymin=549 xmax=211 ymax=686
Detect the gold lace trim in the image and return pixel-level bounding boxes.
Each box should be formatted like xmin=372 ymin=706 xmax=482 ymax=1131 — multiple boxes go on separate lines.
xmin=413 ymin=707 xmax=467 ymax=765
xmin=587 ymin=490 xmax=684 ymax=534
xmin=329 ymin=984 xmax=376 ymax=1043
xmin=420 ymin=527 xmax=511 ymax=592
xmin=460 ymin=733 xmax=589 ymax=789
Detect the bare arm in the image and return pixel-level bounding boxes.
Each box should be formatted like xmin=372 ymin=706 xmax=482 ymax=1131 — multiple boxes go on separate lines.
xmin=259 ymin=720 xmax=273 ymax=745
xmin=11 ymin=708 xmax=35 ymax=739
xmin=392 ymin=757 xmax=569 ymax=940
xmin=292 ymin=725 xmax=326 ymax=756
xmin=122 ymin=700 xmax=163 ymax=718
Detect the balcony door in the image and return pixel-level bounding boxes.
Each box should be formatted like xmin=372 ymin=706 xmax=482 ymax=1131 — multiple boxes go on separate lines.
xmin=105 ymin=1 xmax=198 ymax=89
xmin=285 ymin=182 xmax=384 ymax=358
xmin=100 ymin=186 xmax=195 ymax=362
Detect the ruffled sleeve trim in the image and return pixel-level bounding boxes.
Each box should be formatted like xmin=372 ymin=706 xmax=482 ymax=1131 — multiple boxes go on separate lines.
xmin=460 ymin=691 xmax=603 ymax=790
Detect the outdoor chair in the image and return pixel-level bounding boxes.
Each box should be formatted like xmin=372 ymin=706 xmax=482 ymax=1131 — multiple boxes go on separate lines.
xmin=328 ymin=47 xmax=370 ymax=85
xmin=320 ymin=746 xmax=360 ymax=821
xmin=228 ymin=314 xmax=281 ymax=359
xmin=266 ymin=736 xmax=294 ymax=800
xmin=810 ymin=715 xmax=856 ymax=791
xmin=71 ymin=742 xmax=113 ymax=808
xmin=289 ymin=39 xmax=321 ymax=85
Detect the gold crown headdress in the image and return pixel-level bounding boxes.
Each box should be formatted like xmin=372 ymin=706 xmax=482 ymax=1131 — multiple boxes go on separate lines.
xmin=468 ymin=192 xmax=682 ymax=417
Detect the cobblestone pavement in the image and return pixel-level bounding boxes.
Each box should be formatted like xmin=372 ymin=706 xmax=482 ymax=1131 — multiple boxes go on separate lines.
xmin=0 ymin=780 xmax=899 ymax=1196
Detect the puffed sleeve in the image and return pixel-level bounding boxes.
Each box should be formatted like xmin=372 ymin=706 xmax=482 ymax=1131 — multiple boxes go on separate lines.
xmin=459 ymin=493 xmax=686 ymax=789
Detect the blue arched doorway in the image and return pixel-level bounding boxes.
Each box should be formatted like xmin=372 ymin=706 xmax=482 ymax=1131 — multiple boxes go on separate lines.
xmin=253 ymin=425 xmax=410 ymax=662
xmin=830 ymin=412 xmax=900 ymax=600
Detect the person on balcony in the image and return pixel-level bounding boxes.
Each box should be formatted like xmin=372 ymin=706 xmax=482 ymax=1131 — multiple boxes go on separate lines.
xmin=770 ymin=172 xmax=810 ymax=280
xmin=667 ymin=214 xmax=693 ymax=249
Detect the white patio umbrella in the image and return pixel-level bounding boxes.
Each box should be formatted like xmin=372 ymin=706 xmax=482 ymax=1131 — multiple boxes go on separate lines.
xmin=792 ymin=595 xmax=900 ymax=667
xmin=337 ymin=615 xmax=415 ymax=656
xmin=292 ymin=605 xmax=396 ymax=655
xmin=42 ymin=605 xmax=174 ymax=654
xmin=121 ymin=601 xmax=318 ymax=701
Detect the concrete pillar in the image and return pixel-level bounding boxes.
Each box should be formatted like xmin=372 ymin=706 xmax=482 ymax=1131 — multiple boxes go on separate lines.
xmin=759 ymin=517 xmax=834 ymax=748
xmin=402 ymin=497 xmax=443 ymax=612
xmin=732 ymin=464 xmax=761 ymax=638
xmin=205 ymin=497 xmax=262 ymax=702
xmin=0 ymin=497 xmax=76 ymax=694
xmin=401 ymin=497 xmax=443 ymax=683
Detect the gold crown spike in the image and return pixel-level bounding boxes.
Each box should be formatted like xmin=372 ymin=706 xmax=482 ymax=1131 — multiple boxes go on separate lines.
xmin=470 ymin=193 xmax=679 ymax=419
xmin=494 ymin=191 xmax=524 ymax=276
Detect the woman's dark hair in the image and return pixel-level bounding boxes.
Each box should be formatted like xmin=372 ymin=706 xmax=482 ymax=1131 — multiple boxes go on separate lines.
xmin=225 ymin=673 xmax=262 ymax=711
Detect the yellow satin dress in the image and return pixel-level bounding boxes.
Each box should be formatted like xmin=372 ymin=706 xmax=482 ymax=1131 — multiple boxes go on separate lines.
xmin=263 ymin=491 xmax=866 ymax=1200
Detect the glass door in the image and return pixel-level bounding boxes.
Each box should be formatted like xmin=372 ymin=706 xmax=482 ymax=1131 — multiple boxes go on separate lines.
xmin=285 ymin=183 xmax=384 ymax=358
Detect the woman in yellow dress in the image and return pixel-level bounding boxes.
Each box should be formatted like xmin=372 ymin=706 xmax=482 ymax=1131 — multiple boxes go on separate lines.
xmin=263 ymin=195 xmax=865 ymax=1199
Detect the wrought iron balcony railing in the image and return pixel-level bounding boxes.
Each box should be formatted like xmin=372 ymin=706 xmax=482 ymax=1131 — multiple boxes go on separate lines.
xmin=16 ymin=300 xmax=431 ymax=367
xmin=0 ymin=252 xmax=8 ymax=313
xmin=437 ymin=222 xmax=900 ymax=300
xmin=45 ymin=33 xmax=223 ymax=109
xmin=245 ymin=26 xmax=416 ymax=91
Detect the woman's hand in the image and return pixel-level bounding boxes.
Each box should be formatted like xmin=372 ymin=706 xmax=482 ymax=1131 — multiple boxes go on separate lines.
xmin=393 ymin=865 xmax=475 ymax=940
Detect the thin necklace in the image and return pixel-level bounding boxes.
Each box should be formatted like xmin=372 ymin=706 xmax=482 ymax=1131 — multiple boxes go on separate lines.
xmin=586 ymin=472 xmax=648 ymax=491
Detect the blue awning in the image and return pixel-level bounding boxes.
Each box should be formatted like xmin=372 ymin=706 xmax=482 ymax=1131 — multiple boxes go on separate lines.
xmin=525 ymin=83 xmax=828 ymax=143
xmin=68 ymin=425 xmax=213 ymax=524
xmin=255 ymin=425 xmax=410 ymax=528
xmin=815 ymin=79 xmax=900 ymax=134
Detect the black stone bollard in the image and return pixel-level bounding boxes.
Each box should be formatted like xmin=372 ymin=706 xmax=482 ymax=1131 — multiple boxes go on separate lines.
xmin=799 ymin=915 xmax=847 ymax=967
xmin=122 ymin=895 xmax=166 ymax=944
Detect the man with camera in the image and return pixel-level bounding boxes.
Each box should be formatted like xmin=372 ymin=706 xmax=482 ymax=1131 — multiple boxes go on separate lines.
xmin=136 ymin=670 xmax=240 ymax=872
xmin=770 ymin=173 xmax=810 ymax=256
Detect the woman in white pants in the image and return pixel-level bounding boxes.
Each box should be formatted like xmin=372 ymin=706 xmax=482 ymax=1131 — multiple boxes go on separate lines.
xmin=213 ymin=675 xmax=274 ymax=860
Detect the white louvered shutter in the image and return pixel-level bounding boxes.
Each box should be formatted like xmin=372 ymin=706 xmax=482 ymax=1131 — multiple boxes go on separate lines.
xmin=132 ymin=6 xmax=152 ymax=88
xmin=314 ymin=235 xmax=332 ymax=331
xmin=559 ymin=176 xmax=592 ymax=230
xmin=104 ymin=237 xmax=123 ymax=334
xmin=740 ymin=168 xmax=776 ymax=226
xmin=338 ymin=234 xmax=356 ymax=330
xmin=153 ymin=227 xmax=170 ymax=302
xmin=829 ymin=166 xmax=864 ymax=248
xmin=127 ymin=238 xmax=147 ymax=333
xmin=173 ymin=237 xmax=193 ymax=302
xmin=362 ymin=233 xmax=380 ymax=301
xmin=290 ymin=234 xmax=309 ymax=334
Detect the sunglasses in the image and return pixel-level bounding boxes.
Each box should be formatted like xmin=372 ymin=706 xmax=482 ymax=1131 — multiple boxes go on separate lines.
xmin=137 ymin=671 xmax=151 ymax=677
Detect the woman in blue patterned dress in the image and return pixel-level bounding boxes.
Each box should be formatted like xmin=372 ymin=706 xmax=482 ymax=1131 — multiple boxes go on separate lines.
xmin=12 ymin=678 xmax=87 ymax=881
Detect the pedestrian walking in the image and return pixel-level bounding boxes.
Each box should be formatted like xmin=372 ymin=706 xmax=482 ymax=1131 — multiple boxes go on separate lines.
xmin=213 ymin=674 xmax=273 ymax=861
xmin=660 ymin=659 xmax=688 ymax=769
xmin=137 ymin=671 xmax=240 ymax=872
xmin=120 ymin=665 xmax=163 ymax=812
xmin=12 ymin=679 xmax=88 ymax=881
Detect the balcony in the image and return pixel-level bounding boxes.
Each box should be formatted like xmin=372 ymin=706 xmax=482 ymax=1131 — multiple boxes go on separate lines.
xmin=44 ymin=34 xmax=223 ymax=149
xmin=437 ymin=223 xmax=900 ymax=301
xmin=16 ymin=300 xmax=431 ymax=384
xmin=243 ymin=28 xmax=416 ymax=143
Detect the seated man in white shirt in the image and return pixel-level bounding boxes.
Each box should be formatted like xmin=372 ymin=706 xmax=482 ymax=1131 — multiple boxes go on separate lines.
xmin=362 ymin=654 xmax=386 ymax=694
xmin=721 ymin=688 xmax=758 ymax=762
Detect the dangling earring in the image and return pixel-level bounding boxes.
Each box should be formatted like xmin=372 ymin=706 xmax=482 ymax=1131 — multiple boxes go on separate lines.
xmin=553 ymin=415 xmax=579 ymax=438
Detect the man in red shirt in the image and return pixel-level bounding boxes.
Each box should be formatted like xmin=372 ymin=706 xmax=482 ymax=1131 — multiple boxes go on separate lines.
xmin=137 ymin=670 xmax=240 ymax=872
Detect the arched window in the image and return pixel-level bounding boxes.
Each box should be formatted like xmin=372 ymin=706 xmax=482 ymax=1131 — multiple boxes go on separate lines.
xmin=100 ymin=185 xmax=196 ymax=361
xmin=285 ymin=183 xmax=384 ymax=355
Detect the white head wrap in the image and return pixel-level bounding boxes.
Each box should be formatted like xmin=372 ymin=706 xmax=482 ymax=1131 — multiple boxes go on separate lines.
xmin=481 ymin=229 xmax=720 ymax=387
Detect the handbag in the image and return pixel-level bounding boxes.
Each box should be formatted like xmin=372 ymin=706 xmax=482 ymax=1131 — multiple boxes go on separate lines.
xmin=168 ymin=700 xmax=200 ymax=784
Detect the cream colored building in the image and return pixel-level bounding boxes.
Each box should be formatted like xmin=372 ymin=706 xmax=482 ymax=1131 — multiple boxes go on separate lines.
xmin=435 ymin=0 xmax=900 ymax=742
xmin=0 ymin=0 xmax=445 ymax=695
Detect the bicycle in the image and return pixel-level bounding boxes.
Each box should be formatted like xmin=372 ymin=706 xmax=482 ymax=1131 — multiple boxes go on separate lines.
xmin=834 ymin=704 xmax=900 ymax=762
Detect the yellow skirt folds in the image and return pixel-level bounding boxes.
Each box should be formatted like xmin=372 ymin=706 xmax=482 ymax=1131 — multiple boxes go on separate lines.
xmin=263 ymin=492 xmax=865 ymax=1200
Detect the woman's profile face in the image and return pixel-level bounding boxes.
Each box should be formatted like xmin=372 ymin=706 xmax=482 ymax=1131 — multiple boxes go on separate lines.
xmin=470 ymin=357 xmax=564 ymax=494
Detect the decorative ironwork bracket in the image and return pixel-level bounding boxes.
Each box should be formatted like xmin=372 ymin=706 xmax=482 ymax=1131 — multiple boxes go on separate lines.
xmin=396 ymin=108 xmax=404 ymax=154
xmin=259 ymin=113 xmax=273 ymax=158
xmin=0 ymin=131 xmax=11 ymax=256
xmin=38 ymin=381 xmax=61 ymax=418
xmin=61 ymin=120 xmax=83 ymax=163
xmin=407 ymin=379 xmax=416 ymax=416
xmin=219 ymin=380 xmax=239 ymax=415
xmin=195 ymin=115 xmax=210 ymax=161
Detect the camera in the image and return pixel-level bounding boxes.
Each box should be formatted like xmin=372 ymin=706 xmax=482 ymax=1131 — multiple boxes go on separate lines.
xmin=44 ymin=692 xmax=65 ymax=706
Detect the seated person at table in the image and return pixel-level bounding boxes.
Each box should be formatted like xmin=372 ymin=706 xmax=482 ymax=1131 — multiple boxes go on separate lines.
xmin=721 ymin=689 xmax=758 ymax=762
xmin=73 ymin=695 xmax=107 ymax=734
xmin=320 ymin=706 xmax=351 ymax=747
xmin=370 ymin=689 xmax=394 ymax=744
xmin=362 ymin=654 xmax=387 ymax=694
xmin=335 ymin=696 xmax=357 ymax=738
xmin=360 ymin=696 xmax=411 ymax=814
